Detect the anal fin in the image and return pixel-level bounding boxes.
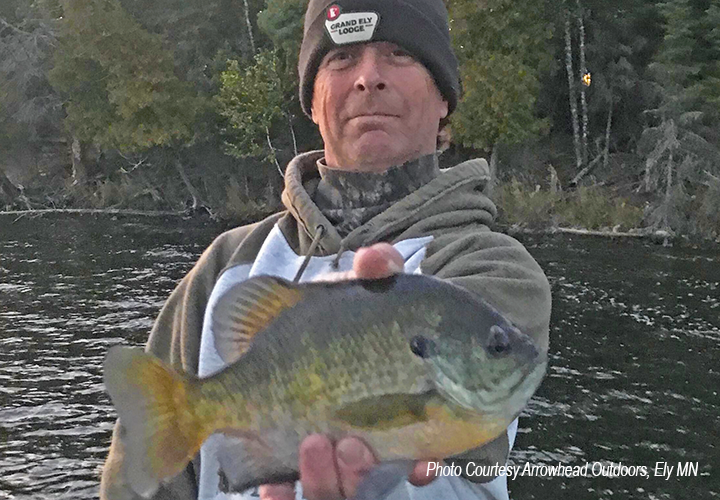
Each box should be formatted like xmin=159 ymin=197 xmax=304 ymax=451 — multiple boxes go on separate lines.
xmin=216 ymin=435 xmax=298 ymax=494
xmin=354 ymin=461 xmax=416 ymax=500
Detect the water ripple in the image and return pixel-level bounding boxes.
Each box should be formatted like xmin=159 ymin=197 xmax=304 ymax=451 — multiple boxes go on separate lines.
xmin=1 ymin=222 xmax=718 ymax=499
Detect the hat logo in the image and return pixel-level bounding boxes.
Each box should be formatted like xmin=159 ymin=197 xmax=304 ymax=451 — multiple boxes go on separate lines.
xmin=325 ymin=11 xmax=378 ymax=45
xmin=327 ymin=5 xmax=341 ymax=21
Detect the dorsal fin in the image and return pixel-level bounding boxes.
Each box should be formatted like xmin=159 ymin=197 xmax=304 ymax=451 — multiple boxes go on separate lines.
xmin=212 ymin=276 xmax=304 ymax=363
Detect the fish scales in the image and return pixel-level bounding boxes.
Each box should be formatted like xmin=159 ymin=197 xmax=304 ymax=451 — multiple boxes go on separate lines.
xmin=220 ymin=302 xmax=427 ymax=430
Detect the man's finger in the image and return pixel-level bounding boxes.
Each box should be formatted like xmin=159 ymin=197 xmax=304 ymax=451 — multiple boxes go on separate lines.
xmin=298 ymin=434 xmax=342 ymax=500
xmin=335 ymin=437 xmax=378 ymax=499
xmin=259 ymin=483 xmax=296 ymax=500
xmin=353 ymin=243 xmax=404 ymax=279
xmin=408 ymin=460 xmax=441 ymax=487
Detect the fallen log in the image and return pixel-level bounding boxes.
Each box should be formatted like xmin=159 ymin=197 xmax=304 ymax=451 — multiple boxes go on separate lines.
xmin=0 ymin=208 xmax=185 ymax=218
xmin=505 ymin=224 xmax=675 ymax=243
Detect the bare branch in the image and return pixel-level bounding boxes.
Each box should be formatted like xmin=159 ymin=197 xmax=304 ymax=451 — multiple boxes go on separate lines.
xmin=0 ymin=17 xmax=56 ymax=45
xmin=265 ymin=126 xmax=283 ymax=177
xmin=0 ymin=17 xmax=35 ymax=37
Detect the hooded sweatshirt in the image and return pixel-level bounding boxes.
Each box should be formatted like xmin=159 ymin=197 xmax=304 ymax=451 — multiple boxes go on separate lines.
xmin=100 ymin=151 xmax=552 ymax=500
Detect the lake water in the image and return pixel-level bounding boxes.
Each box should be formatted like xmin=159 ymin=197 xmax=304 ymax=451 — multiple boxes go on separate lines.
xmin=0 ymin=215 xmax=718 ymax=499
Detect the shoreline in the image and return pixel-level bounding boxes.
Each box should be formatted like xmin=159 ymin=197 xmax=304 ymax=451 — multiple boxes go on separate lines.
xmin=2 ymin=208 xmax=718 ymax=246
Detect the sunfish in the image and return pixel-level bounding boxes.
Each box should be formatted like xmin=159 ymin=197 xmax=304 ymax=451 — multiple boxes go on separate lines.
xmin=104 ymin=274 xmax=547 ymax=497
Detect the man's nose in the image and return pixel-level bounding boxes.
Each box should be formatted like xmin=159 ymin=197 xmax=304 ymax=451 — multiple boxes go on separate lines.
xmin=353 ymin=51 xmax=386 ymax=92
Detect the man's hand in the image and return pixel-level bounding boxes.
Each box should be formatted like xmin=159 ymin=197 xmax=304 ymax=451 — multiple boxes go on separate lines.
xmin=312 ymin=243 xmax=405 ymax=282
xmin=259 ymin=243 xmax=439 ymax=500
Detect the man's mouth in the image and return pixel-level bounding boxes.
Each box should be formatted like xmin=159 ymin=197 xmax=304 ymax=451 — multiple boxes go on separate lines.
xmin=351 ymin=113 xmax=398 ymax=118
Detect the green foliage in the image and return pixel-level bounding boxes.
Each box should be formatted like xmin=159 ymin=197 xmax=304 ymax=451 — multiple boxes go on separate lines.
xmin=257 ymin=0 xmax=305 ymax=65
xmin=0 ymin=0 xmax=718 ymax=241
xmin=213 ymin=0 xmax=308 ymax=172
xmin=451 ymin=54 xmax=549 ymax=150
xmin=494 ymin=178 xmax=559 ymax=229
xmin=49 ymin=0 xmax=206 ymax=151
xmin=118 ymin=0 xmax=256 ymax=92
xmin=650 ymin=0 xmax=720 ymax=122
xmin=562 ymin=186 xmax=644 ymax=230
xmin=691 ymin=2 xmax=720 ymax=120
xmin=565 ymin=0 xmax=665 ymax=154
xmin=651 ymin=0 xmax=701 ymax=115
xmin=448 ymin=0 xmax=554 ymax=150
xmin=216 ymin=49 xmax=295 ymax=165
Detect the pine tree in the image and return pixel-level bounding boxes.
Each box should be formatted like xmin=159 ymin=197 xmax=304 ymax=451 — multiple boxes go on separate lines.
xmin=640 ymin=0 xmax=720 ymax=233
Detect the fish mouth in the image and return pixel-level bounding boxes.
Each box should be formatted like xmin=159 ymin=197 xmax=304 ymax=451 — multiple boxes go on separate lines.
xmin=432 ymin=357 xmax=547 ymax=417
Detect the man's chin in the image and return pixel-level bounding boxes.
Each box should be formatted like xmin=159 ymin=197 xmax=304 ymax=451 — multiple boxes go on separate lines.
xmin=349 ymin=144 xmax=407 ymax=172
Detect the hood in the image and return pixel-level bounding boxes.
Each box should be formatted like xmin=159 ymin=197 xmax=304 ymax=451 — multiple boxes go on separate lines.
xmin=280 ymin=151 xmax=496 ymax=256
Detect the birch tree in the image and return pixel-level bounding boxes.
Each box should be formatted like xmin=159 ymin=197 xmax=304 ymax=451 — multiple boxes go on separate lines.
xmin=576 ymin=1 xmax=589 ymax=166
xmin=564 ymin=15 xmax=583 ymax=171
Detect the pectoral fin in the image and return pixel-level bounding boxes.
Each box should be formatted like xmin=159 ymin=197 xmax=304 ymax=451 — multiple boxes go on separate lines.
xmin=333 ymin=392 xmax=436 ymax=430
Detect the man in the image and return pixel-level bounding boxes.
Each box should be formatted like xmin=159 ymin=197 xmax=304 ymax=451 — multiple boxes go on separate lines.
xmin=100 ymin=0 xmax=551 ymax=499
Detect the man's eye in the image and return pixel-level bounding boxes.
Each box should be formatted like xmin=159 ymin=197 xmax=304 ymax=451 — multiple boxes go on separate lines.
xmin=389 ymin=49 xmax=415 ymax=64
xmin=391 ymin=49 xmax=413 ymax=58
xmin=329 ymin=50 xmax=352 ymax=62
xmin=324 ymin=50 xmax=354 ymax=68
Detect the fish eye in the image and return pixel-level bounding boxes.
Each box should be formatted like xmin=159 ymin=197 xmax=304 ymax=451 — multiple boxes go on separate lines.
xmin=410 ymin=335 xmax=432 ymax=358
xmin=488 ymin=325 xmax=511 ymax=356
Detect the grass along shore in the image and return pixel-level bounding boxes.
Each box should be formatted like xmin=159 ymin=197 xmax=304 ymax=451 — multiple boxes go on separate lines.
xmin=3 ymin=176 xmax=719 ymax=243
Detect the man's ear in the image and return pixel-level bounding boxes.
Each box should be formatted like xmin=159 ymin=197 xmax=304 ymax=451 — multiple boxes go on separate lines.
xmin=439 ymin=99 xmax=448 ymax=120
xmin=310 ymin=98 xmax=320 ymax=125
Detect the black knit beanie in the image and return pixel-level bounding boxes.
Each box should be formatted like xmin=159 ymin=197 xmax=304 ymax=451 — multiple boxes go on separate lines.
xmin=298 ymin=0 xmax=460 ymax=118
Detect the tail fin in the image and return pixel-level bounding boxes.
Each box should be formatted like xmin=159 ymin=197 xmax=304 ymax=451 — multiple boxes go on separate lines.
xmin=104 ymin=346 xmax=206 ymax=498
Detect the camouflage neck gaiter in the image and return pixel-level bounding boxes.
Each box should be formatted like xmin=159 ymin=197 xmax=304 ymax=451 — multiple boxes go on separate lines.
xmin=313 ymin=153 xmax=440 ymax=237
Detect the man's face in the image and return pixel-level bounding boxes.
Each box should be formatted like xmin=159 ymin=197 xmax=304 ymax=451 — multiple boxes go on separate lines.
xmin=311 ymin=41 xmax=448 ymax=173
